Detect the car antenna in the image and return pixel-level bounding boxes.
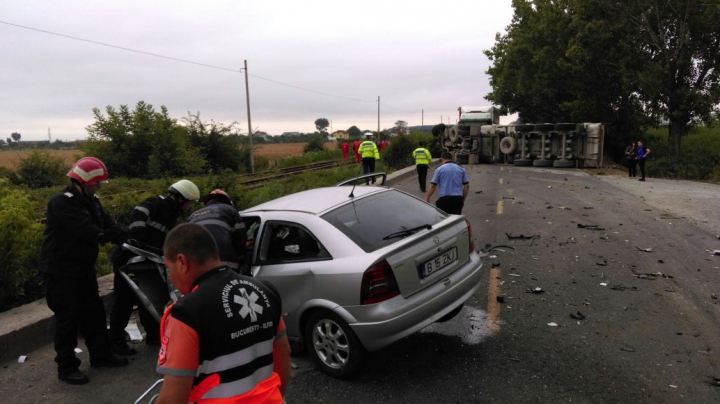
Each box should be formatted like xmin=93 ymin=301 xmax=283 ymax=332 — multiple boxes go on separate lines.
xmin=348 ymin=157 xmax=365 ymax=198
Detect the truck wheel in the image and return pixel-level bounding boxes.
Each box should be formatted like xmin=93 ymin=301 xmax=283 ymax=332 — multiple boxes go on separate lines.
xmin=499 ymin=137 xmax=517 ymax=154
xmin=534 ymin=124 xmax=555 ymax=132
xmin=553 ymin=160 xmax=576 ymax=168
xmin=514 ymin=159 xmax=533 ymax=166
xmin=513 ymin=124 xmax=535 ymax=132
xmin=555 ymin=123 xmax=577 ymax=131
xmin=305 ymin=310 xmax=366 ymax=379
xmin=456 ymin=152 xmax=469 ymax=165
xmin=532 ymin=159 xmax=553 ymax=167
xmin=448 ymin=127 xmax=459 ymax=142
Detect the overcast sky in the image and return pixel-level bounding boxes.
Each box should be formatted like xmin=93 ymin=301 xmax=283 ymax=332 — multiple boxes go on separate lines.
xmin=1 ymin=1 xmax=515 ymax=141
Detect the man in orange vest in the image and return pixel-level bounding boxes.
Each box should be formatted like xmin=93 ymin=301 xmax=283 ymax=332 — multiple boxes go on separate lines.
xmin=155 ymin=223 xmax=291 ymax=403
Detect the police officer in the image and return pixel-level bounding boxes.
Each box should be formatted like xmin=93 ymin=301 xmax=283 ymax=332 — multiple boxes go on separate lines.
xmin=39 ymin=157 xmax=129 ymax=385
xmin=412 ymin=141 xmax=432 ymax=193
xmin=108 ymin=179 xmax=200 ymax=354
xmin=425 ymin=152 xmax=470 ymax=214
xmin=187 ymin=189 xmax=247 ymax=274
xmin=359 ymin=133 xmax=380 ymax=185
xmin=156 ymin=223 xmax=291 ymax=403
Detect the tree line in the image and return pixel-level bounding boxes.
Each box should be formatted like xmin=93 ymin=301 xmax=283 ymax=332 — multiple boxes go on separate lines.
xmin=484 ymin=0 xmax=720 ymax=159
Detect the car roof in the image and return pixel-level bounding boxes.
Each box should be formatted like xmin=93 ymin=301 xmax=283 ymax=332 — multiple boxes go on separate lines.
xmin=243 ymin=185 xmax=387 ymax=215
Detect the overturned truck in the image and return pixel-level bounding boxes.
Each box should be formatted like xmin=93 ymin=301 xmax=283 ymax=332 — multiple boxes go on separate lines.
xmin=435 ymin=106 xmax=605 ymax=168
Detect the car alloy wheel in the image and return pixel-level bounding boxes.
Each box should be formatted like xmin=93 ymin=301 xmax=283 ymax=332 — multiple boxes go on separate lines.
xmin=305 ymin=310 xmax=365 ymax=379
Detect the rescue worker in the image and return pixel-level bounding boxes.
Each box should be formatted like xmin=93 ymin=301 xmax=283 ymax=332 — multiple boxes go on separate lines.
xmin=425 ymin=152 xmax=470 ymax=214
xmin=187 ymin=189 xmax=247 ymax=274
xmin=359 ymin=133 xmax=380 ymax=185
xmin=108 ymin=179 xmax=200 ymax=355
xmin=412 ymin=141 xmax=432 ymax=193
xmin=341 ymin=140 xmax=350 ymax=161
xmin=40 ymin=157 xmax=129 ymax=385
xmin=352 ymin=138 xmax=361 ymax=163
xmin=156 ymin=223 xmax=291 ymax=403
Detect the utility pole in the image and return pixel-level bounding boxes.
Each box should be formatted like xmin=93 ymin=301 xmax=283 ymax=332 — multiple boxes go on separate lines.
xmin=422 ymin=110 xmax=424 ymax=127
xmin=377 ymin=96 xmax=380 ymax=143
xmin=48 ymin=127 xmax=51 ymax=142
xmin=243 ymin=59 xmax=254 ymax=173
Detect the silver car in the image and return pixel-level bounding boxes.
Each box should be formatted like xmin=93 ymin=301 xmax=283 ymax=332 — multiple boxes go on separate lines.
xmin=241 ymin=177 xmax=483 ymax=378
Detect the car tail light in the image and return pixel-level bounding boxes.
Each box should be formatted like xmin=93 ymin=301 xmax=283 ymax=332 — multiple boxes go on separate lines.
xmin=465 ymin=219 xmax=475 ymax=254
xmin=360 ymin=260 xmax=399 ymax=305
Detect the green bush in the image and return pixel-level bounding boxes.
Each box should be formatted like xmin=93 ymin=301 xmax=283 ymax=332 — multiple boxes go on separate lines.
xmin=645 ymin=126 xmax=720 ymax=182
xmin=8 ymin=150 xmax=68 ymax=189
xmin=0 ymin=182 xmax=44 ymax=311
xmin=303 ymin=137 xmax=327 ymax=154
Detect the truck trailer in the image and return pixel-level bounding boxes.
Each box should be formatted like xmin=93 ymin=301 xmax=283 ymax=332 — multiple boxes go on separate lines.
xmin=435 ymin=106 xmax=605 ymax=168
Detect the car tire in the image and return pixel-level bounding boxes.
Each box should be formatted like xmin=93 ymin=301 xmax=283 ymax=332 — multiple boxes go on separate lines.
xmin=499 ymin=136 xmax=517 ymax=154
xmin=534 ymin=123 xmax=555 ymax=132
xmin=305 ymin=310 xmax=366 ymax=379
xmin=514 ymin=159 xmax=533 ymax=166
xmin=437 ymin=303 xmax=464 ymax=323
xmin=555 ymin=123 xmax=577 ymax=131
xmin=553 ymin=160 xmax=576 ymax=168
xmin=532 ymin=159 xmax=553 ymax=167
xmin=513 ymin=124 xmax=535 ymax=132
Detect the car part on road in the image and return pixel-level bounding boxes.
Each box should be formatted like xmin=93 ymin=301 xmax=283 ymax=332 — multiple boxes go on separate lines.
xmin=305 ymin=309 xmax=366 ymax=379
xmin=577 ymin=224 xmax=605 ymax=231
xmin=505 ymin=233 xmax=540 ymax=240
xmin=635 ymin=247 xmax=654 ymax=252
xmin=569 ymin=311 xmax=585 ymax=320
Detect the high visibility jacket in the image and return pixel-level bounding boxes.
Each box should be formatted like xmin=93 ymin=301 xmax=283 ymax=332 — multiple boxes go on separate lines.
xmin=412 ymin=147 xmax=432 ymax=165
xmin=39 ymin=185 xmax=121 ymax=277
xmin=158 ymin=267 xmax=285 ymax=403
xmin=187 ymin=200 xmax=247 ymax=271
xmin=360 ymin=140 xmax=379 ymax=159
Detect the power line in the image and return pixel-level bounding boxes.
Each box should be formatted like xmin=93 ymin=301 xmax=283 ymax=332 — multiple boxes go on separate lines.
xmin=0 ymin=20 xmax=422 ymax=118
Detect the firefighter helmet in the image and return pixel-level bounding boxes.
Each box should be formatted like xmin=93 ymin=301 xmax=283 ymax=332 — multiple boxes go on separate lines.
xmin=203 ymin=189 xmax=232 ymax=206
xmin=67 ymin=157 xmax=109 ymax=185
xmin=169 ymin=180 xmax=200 ymax=202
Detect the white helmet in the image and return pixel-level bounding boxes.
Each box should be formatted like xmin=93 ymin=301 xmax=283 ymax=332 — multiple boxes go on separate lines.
xmin=364 ymin=133 xmax=373 ymax=139
xmin=169 ymin=179 xmax=200 ymax=202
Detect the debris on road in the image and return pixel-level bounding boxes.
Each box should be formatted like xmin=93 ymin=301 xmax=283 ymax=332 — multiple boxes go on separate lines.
xmin=635 ymin=247 xmax=654 ymax=252
xmin=665 ymin=287 xmax=676 ymax=293
xmin=600 ymin=283 xmax=608 ymax=286
xmin=597 ymin=260 xmax=608 ymax=266
xmin=18 ymin=355 xmax=27 ymax=363
xmin=712 ymin=293 xmax=718 ymax=300
xmin=496 ymin=295 xmax=506 ymax=303
xmin=600 ymin=236 xmax=609 ymax=241
xmin=658 ymin=259 xmax=664 ymax=263
xmin=547 ymin=322 xmax=558 ymax=327
xmin=505 ymin=233 xmax=540 ymax=240
xmin=492 ymin=262 xmax=501 ymax=267
xmin=583 ymin=206 xmax=594 ymax=210
xmin=559 ymin=206 xmax=571 ymax=210
xmin=610 ymin=285 xmax=626 ymax=291
xmin=547 ymin=205 xmax=554 ymax=209
xmin=577 ymin=224 xmax=605 ymax=231
xmin=620 ymin=345 xmax=637 ymax=352
xmin=714 ymin=250 xmax=720 ymax=256
xmin=570 ymin=311 xmax=585 ymax=320
xmin=291 ymin=362 xmax=299 ymax=369
xmin=501 ymin=196 xmax=514 ymax=199
xmin=475 ymin=190 xmax=483 ymax=194
xmin=489 ymin=255 xmax=498 ymax=259
xmin=508 ymin=273 xmax=522 ymax=277
xmin=527 ymin=287 xmax=545 ymax=294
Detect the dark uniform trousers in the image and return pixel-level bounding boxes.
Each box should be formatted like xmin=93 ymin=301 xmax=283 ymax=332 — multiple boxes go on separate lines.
xmin=416 ymin=164 xmax=429 ymax=192
xmin=45 ymin=274 xmax=112 ymax=374
xmin=436 ymin=196 xmax=464 ymax=215
xmin=362 ymin=158 xmax=376 ymax=184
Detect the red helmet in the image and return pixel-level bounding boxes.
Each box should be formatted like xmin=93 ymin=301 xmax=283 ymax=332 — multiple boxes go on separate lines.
xmin=67 ymin=157 xmax=109 ymax=185
xmin=203 ymin=189 xmax=232 ymax=205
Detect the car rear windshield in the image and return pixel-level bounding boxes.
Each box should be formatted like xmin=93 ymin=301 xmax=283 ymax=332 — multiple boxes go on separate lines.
xmin=321 ymin=190 xmax=447 ymax=252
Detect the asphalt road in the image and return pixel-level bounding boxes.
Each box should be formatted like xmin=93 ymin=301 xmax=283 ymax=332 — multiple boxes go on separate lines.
xmin=2 ymin=165 xmax=719 ymax=404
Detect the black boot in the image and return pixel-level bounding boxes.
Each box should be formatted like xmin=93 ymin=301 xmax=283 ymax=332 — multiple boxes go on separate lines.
xmin=58 ymin=369 xmax=89 ymax=385
xmin=111 ymin=339 xmax=137 ymax=356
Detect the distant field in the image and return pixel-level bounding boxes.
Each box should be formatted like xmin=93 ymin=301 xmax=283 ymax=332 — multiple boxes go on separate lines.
xmin=0 ymin=142 xmax=338 ymax=170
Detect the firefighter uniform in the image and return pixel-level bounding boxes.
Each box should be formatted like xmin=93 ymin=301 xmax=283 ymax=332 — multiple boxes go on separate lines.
xmin=158 ymin=267 xmax=285 ymax=403
xmin=109 ymin=195 xmax=183 ymax=347
xmin=359 ymin=138 xmax=380 ymax=184
xmin=412 ymin=146 xmax=432 ymax=192
xmin=187 ymin=200 xmax=247 ymax=273
xmin=40 ymin=184 xmax=126 ymax=377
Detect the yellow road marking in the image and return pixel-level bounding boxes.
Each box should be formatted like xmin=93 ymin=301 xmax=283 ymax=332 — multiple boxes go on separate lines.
xmin=497 ymin=200 xmax=504 ymax=215
xmin=487 ymin=267 xmax=502 ymax=335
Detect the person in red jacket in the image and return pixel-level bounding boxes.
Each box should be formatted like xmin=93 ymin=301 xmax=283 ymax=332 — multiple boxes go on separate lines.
xmin=352 ymin=139 xmax=361 ymax=163
xmin=341 ymin=140 xmax=350 ymax=161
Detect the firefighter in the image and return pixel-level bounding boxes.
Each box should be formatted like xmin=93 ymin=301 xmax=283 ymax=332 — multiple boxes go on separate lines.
xmin=40 ymin=157 xmax=130 ymax=385
xmin=156 ymin=223 xmax=291 ymax=403
xmin=412 ymin=141 xmax=432 ymax=193
xmin=108 ymin=179 xmax=200 ymax=355
xmin=359 ymin=133 xmax=380 ymax=185
xmin=187 ymin=189 xmax=247 ymax=274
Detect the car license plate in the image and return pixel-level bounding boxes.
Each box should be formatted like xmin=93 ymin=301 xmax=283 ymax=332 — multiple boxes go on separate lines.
xmin=420 ymin=247 xmax=457 ymax=279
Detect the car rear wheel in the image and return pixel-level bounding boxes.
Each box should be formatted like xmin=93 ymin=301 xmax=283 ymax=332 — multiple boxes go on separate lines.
xmin=305 ymin=310 xmax=366 ymax=379
xmin=437 ymin=303 xmax=464 ymax=323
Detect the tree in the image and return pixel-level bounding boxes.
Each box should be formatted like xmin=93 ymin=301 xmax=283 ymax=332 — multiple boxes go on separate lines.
xmin=84 ymin=101 xmax=205 ymax=178
xmin=11 ymin=132 xmax=21 ymax=142
xmin=0 ymin=139 xmax=6 ymax=146
xmin=393 ymin=120 xmax=408 ymax=135
xmin=183 ymin=113 xmax=251 ymax=173
xmin=485 ymin=0 xmax=720 ymax=159
xmin=5 ymin=138 xmax=10 ymax=144
xmin=347 ymin=126 xmax=363 ymax=138
xmin=314 ymin=118 xmax=330 ymax=133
